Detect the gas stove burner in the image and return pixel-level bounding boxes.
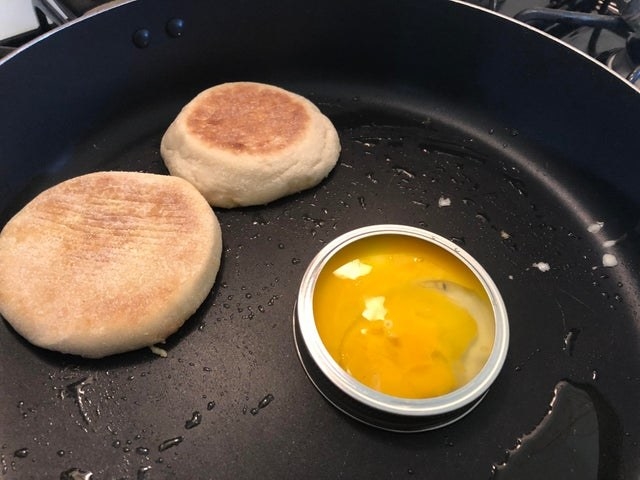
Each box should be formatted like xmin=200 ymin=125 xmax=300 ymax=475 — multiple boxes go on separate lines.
xmin=468 ymin=0 xmax=640 ymax=87
xmin=603 ymin=35 xmax=640 ymax=83
xmin=599 ymin=0 xmax=621 ymax=16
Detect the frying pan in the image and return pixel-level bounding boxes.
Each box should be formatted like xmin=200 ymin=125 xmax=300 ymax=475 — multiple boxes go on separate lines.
xmin=1 ymin=0 xmax=639 ymax=478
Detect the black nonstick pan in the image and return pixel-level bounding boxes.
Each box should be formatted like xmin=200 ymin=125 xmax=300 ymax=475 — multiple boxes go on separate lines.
xmin=1 ymin=0 xmax=639 ymax=478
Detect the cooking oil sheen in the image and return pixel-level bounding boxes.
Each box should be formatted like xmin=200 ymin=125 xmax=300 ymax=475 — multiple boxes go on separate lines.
xmin=492 ymin=380 xmax=620 ymax=479
xmin=313 ymin=234 xmax=494 ymax=399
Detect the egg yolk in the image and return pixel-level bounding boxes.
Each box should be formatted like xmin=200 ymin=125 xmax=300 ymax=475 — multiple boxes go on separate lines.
xmin=313 ymin=234 xmax=494 ymax=399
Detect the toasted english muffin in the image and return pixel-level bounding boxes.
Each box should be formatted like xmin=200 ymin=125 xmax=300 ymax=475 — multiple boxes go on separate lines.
xmin=160 ymin=81 xmax=341 ymax=208
xmin=0 ymin=171 xmax=222 ymax=358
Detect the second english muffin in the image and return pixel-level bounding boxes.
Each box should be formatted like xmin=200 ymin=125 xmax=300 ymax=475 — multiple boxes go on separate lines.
xmin=160 ymin=82 xmax=341 ymax=208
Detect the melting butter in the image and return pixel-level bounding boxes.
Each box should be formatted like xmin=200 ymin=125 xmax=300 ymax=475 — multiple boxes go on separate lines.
xmin=333 ymin=258 xmax=373 ymax=280
xmin=362 ymin=296 xmax=387 ymax=321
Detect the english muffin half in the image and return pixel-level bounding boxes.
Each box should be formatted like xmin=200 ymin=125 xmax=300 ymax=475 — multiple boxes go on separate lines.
xmin=160 ymin=82 xmax=341 ymax=208
xmin=0 ymin=171 xmax=222 ymax=358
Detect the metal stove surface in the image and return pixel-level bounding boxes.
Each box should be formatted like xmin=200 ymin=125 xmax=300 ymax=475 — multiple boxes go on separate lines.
xmin=466 ymin=0 xmax=640 ymax=85
xmin=0 ymin=0 xmax=38 ymax=47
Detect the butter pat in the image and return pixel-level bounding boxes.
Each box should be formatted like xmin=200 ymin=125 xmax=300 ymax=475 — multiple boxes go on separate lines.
xmin=362 ymin=296 xmax=387 ymax=321
xmin=333 ymin=259 xmax=372 ymax=280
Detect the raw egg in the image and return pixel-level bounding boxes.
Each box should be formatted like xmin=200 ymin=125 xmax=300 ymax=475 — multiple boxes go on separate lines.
xmin=313 ymin=233 xmax=494 ymax=399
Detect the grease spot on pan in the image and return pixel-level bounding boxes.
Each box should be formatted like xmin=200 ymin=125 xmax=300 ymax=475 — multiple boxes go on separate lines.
xmin=13 ymin=448 xmax=28 ymax=458
xmin=491 ymin=380 xmax=621 ymax=479
xmin=158 ymin=436 xmax=183 ymax=452
xmin=184 ymin=411 xmax=202 ymax=429
xmin=249 ymin=393 xmax=275 ymax=416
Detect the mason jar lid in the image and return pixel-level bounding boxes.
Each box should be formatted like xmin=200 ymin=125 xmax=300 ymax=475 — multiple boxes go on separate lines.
xmin=294 ymin=224 xmax=509 ymax=432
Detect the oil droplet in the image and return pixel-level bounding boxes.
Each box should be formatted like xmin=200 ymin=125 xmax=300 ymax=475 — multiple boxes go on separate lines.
xmin=207 ymin=401 xmax=216 ymax=411
xmin=111 ymin=440 xmax=121 ymax=448
xmin=248 ymin=393 xmax=275 ymax=415
xmin=158 ymin=436 xmax=183 ymax=452
xmin=60 ymin=468 xmax=93 ymax=480
xmin=137 ymin=466 xmax=152 ymax=480
xmin=13 ymin=448 xmax=28 ymax=458
xmin=475 ymin=212 xmax=490 ymax=223
xmin=365 ymin=172 xmax=378 ymax=184
xmin=185 ymin=411 xmax=202 ymax=429
xmin=267 ymin=295 xmax=279 ymax=306
xmin=355 ymin=137 xmax=380 ymax=148
xmin=251 ymin=393 xmax=275 ymax=416
xmin=66 ymin=376 xmax=96 ymax=425
xmin=258 ymin=393 xmax=275 ymax=409
xmin=302 ymin=215 xmax=325 ymax=228
xmin=491 ymin=380 xmax=621 ymax=479
xmin=57 ymin=450 xmax=66 ymax=457
xmin=392 ymin=167 xmax=415 ymax=179
xmin=505 ymin=174 xmax=527 ymax=196
xmin=563 ymin=328 xmax=581 ymax=356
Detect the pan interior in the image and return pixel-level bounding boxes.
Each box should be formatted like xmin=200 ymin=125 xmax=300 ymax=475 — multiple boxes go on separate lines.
xmin=1 ymin=79 xmax=639 ymax=479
